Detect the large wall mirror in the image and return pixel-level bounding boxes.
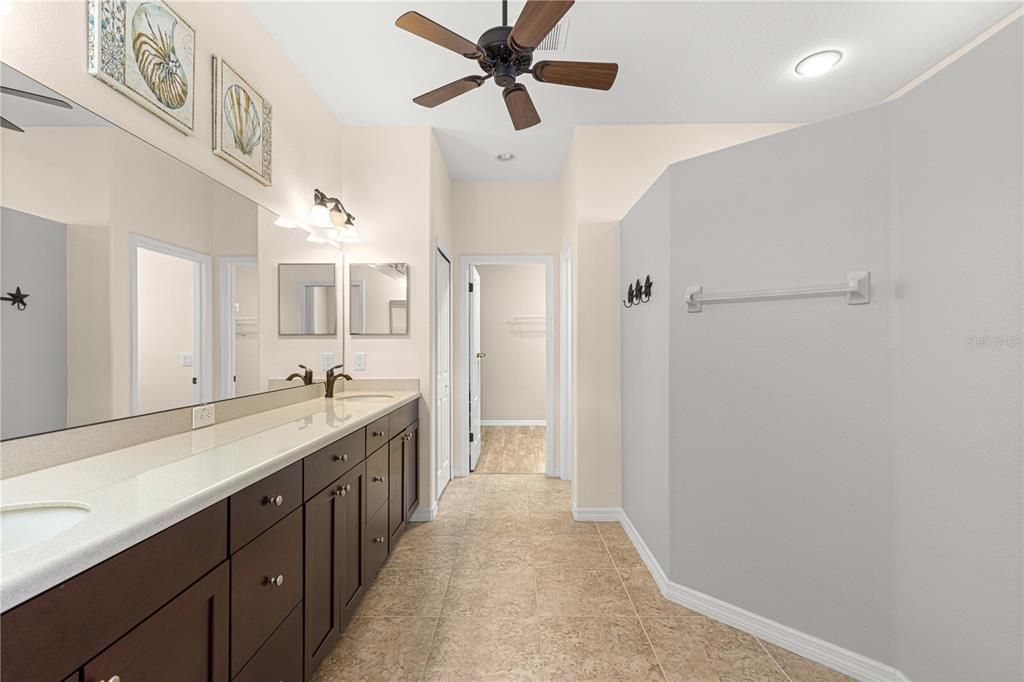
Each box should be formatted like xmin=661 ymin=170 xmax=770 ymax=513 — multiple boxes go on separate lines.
xmin=349 ymin=263 xmax=408 ymax=336
xmin=0 ymin=64 xmax=324 ymax=441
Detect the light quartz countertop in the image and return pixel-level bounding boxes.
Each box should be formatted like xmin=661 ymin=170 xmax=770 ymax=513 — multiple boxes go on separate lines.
xmin=0 ymin=389 xmax=420 ymax=612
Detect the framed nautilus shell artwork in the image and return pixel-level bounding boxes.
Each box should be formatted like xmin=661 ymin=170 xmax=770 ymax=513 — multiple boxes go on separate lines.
xmin=87 ymin=0 xmax=196 ymax=134
xmin=212 ymin=56 xmax=273 ymax=186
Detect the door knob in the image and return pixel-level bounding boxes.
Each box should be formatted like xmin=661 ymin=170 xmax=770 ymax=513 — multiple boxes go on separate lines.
xmin=476 ymin=352 xmax=487 ymax=358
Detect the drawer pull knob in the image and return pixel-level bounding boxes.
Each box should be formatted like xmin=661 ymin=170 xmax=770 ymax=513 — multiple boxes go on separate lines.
xmin=264 ymin=494 xmax=284 ymax=507
xmin=337 ymin=486 xmax=347 ymax=497
xmin=373 ymin=536 xmax=385 ymax=543
xmin=266 ymin=574 xmax=285 ymax=587
xmin=372 ymin=475 xmax=385 ymax=483
xmin=372 ymin=430 xmax=385 ymax=438
xmin=333 ymin=453 xmax=349 ymax=462
xmin=346 ymin=484 xmax=352 ymax=491
xmin=404 ymin=433 xmax=412 ymax=441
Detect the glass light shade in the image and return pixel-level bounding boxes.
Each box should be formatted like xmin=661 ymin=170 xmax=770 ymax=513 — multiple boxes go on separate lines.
xmin=309 ymin=202 xmax=331 ymax=228
xmin=329 ymin=204 xmax=347 ymax=227
xmin=274 ymin=216 xmax=302 ymax=229
xmin=305 ymin=230 xmax=328 ymax=244
xmin=335 ymin=226 xmax=360 ymax=243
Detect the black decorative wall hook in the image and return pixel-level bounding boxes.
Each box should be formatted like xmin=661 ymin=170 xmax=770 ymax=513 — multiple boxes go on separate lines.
xmin=623 ymin=275 xmax=653 ymax=308
xmin=1 ymin=286 xmax=28 ymax=311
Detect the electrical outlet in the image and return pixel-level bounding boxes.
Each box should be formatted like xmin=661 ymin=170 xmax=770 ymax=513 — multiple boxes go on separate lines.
xmin=322 ymin=352 xmax=335 ymax=370
xmin=354 ymin=352 xmax=366 ymax=371
xmin=192 ymin=404 xmax=215 ymax=429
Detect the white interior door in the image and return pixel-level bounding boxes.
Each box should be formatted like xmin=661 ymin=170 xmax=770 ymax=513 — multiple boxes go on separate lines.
xmin=436 ymin=250 xmax=453 ymax=494
xmin=468 ymin=265 xmax=482 ymax=470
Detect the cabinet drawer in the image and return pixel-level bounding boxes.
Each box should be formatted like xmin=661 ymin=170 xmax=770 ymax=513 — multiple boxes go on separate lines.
xmin=234 ymin=603 xmax=303 ymax=682
xmin=230 ymin=508 xmax=303 ymax=676
xmin=366 ymin=446 xmax=389 ymax=517
xmin=230 ymin=462 xmax=302 ymax=553
xmin=304 ymin=428 xmax=365 ymax=500
xmin=1 ymin=502 xmax=227 ymax=682
xmin=366 ymin=416 xmax=390 ymax=454
xmin=83 ymin=561 xmax=229 ymax=682
xmin=388 ymin=400 xmax=418 ymax=435
xmin=364 ymin=504 xmax=389 ymax=584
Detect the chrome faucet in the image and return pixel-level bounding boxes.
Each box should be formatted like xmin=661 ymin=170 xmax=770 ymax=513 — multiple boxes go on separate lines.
xmin=285 ymin=364 xmax=313 ymax=385
xmin=324 ymin=364 xmax=353 ymax=398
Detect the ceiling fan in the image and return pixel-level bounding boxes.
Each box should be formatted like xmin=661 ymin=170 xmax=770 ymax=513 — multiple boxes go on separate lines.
xmin=0 ymin=85 xmax=72 ymax=133
xmin=395 ymin=0 xmax=618 ymax=131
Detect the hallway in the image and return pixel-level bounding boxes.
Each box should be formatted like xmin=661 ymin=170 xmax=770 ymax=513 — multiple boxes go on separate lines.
xmin=313 ymin=474 xmax=848 ymax=681
xmin=475 ymin=425 xmax=546 ymax=474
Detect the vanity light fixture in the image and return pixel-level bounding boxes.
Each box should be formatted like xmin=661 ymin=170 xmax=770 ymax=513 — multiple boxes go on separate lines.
xmin=311 ymin=189 xmax=357 ymax=229
xmin=274 ymin=216 xmax=303 ymax=229
xmin=795 ymin=50 xmax=843 ymax=77
xmin=496 ymin=152 xmax=516 ymax=162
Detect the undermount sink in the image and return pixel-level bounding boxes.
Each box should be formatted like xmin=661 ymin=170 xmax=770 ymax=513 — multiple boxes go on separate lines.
xmin=335 ymin=393 xmax=394 ymax=402
xmin=1 ymin=502 xmax=90 ymax=553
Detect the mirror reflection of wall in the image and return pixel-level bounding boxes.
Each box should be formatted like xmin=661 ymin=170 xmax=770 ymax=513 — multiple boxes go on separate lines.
xmin=278 ymin=264 xmax=338 ymax=336
xmin=349 ymin=263 xmax=409 ymax=336
xmin=0 ymin=63 xmax=261 ymax=440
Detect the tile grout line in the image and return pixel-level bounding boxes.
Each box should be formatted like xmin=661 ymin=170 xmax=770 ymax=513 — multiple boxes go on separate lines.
xmin=756 ymin=637 xmax=795 ymax=682
xmin=417 ymin=532 xmax=460 ymax=682
xmin=599 ymin=523 xmax=670 ymax=682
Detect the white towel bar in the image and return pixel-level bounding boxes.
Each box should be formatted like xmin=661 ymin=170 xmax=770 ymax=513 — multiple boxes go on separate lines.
xmin=684 ymin=271 xmax=870 ymax=313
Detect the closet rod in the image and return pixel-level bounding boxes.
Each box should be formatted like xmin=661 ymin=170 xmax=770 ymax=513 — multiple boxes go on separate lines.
xmin=684 ymin=271 xmax=870 ymax=313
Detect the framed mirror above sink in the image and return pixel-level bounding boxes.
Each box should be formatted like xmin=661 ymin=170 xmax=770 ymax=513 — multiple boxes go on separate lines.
xmin=349 ymin=263 xmax=408 ymax=336
xmin=278 ymin=263 xmax=338 ymax=336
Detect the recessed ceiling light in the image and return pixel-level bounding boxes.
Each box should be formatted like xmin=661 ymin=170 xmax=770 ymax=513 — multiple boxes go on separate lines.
xmin=496 ymin=153 xmax=516 ymax=162
xmin=795 ymin=50 xmax=843 ymax=77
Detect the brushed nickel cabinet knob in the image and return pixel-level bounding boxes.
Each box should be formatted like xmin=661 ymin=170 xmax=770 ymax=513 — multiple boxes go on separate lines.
xmin=333 ymin=453 xmax=349 ymax=462
xmin=264 ymin=494 xmax=283 ymax=506
xmin=372 ymin=430 xmax=385 ymax=438
xmin=373 ymin=475 xmax=385 ymax=483
xmin=266 ymin=574 xmax=284 ymax=587
xmin=373 ymin=536 xmax=385 ymax=543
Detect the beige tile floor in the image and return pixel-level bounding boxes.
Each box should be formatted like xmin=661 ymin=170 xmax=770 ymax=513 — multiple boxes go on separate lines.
xmin=314 ymin=473 xmax=852 ymax=682
xmin=475 ymin=426 xmax=546 ymax=474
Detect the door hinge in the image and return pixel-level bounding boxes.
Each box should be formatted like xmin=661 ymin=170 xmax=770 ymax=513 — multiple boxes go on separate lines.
xmin=469 ymin=432 xmax=475 ymax=443
xmin=468 ymin=282 xmax=474 ymax=293
xmin=192 ymin=377 xmax=198 ymax=385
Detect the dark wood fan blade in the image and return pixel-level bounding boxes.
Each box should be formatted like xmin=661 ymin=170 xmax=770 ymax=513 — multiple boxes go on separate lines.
xmin=1 ymin=116 xmax=25 ymax=133
xmin=0 ymin=86 xmax=73 ymax=109
xmin=395 ymin=11 xmax=481 ymax=59
xmin=532 ymin=61 xmax=618 ymax=90
xmin=413 ymin=76 xmax=486 ymax=108
xmin=502 ymin=84 xmax=541 ymax=131
xmin=509 ymin=0 xmax=574 ymax=52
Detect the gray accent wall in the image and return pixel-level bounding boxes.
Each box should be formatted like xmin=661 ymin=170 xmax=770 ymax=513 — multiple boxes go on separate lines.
xmin=620 ymin=173 xmax=672 ymax=570
xmin=889 ymin=17 xmax=1022 ymax=681
xmin=620 ymin=18 xmax=1022 ymax=681
xmin=1 ymin=207 xmax=68 ymax=440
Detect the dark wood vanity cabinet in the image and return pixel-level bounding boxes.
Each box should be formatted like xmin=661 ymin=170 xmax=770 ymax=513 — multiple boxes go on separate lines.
xmin=303 ymin=462 xmax=366 ymax=678
xmin=83 ymin=562 xmax=230 ymax=682
xmin=1 ymin=400 xmax=419 ymax=682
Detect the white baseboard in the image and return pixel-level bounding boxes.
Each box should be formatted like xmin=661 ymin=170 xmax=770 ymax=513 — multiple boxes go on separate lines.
xmin=571 ymin=501 xmax=623 ymax=522
xmin=575 ymin=505 xmax=910 ymax=682
xmin=409 ymin=502 xmax=437 ymax=522
xmin=480 ymin=419 xmax=546 ymax=427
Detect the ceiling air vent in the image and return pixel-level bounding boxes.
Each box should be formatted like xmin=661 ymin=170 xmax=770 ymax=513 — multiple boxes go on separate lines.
xmin=536 ymin=19 xmax=568 ymax=52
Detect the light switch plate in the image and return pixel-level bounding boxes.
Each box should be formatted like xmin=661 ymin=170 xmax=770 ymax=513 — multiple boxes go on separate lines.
xmin=180 ymin=352 xmax=194 ymax=367
xmin=354 ymin=352 xmax=366 ymax=371
xmin=192 ymin=404 xmax=215 ymax=429
xmin=322 ymin=352 xmax=335 ymax=370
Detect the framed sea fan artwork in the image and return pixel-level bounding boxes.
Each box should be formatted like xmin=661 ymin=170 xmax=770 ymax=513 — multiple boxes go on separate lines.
xmin=212 ymin=56 xmax=272 ymax=186
xmin=87 ymin=0 xmax=196 ymax=134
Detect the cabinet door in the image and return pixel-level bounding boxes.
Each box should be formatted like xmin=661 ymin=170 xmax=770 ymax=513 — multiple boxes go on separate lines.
xmin=83 ymin=562 xmax=229 ymax=682
xmin=337 ymin=463 xmax=367 ymax=627
xmin=304 ymin=463 xmax=366 ymax=680
xmin=388 ymin=437 xmax=404 ymax=540
xmin=404 ymin=422 xmax=420 ymax=518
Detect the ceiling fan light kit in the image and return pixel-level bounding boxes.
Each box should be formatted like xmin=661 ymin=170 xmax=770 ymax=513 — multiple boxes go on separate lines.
xmin=395 ymin=0 xmax=619 ymax=131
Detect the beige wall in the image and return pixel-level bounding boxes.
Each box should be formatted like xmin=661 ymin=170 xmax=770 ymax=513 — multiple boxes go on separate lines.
xmin=451 ymin=181 xmax=563 ymax=474
xmin=477 ymin=264 xmax=547 ymax=422
xmin=135 ymin=248 xmax=195 ymax=414
xmin=1 ymin=1 xmax=344 ymax=222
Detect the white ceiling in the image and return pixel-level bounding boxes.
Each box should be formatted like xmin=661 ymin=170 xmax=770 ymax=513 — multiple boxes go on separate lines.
xmin=248 ymin=1 xmax=1018 ymax=181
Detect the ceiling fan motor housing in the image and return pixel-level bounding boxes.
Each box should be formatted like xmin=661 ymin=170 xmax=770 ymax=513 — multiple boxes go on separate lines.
xmin=477 ymin=26 xmax=533 ymax=87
